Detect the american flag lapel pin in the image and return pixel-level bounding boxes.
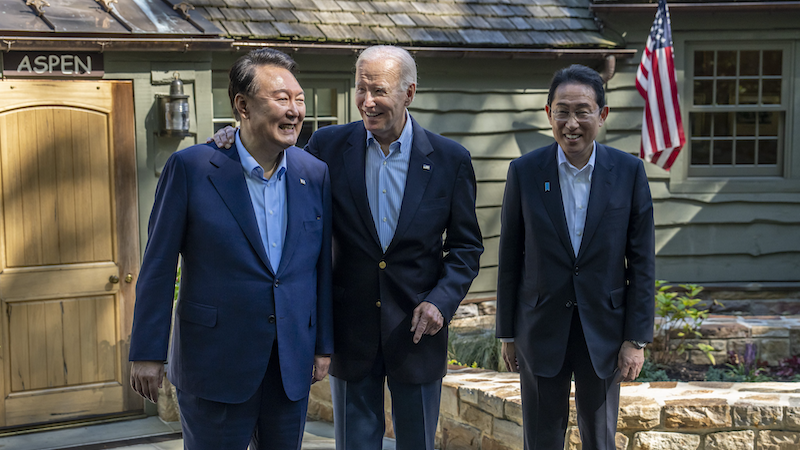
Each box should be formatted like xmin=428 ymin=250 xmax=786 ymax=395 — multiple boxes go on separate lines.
xmin=300 ymin=178 xmax=306 ymax=185
xmin=545 ymin=181 xmax=550 ymax=192
xmin=422 ymin=164 xmax=431 ymax=171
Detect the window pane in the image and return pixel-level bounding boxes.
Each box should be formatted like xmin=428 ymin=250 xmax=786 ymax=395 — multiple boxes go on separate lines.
xmin=763 ymin=50 xmax=782 ymax=76
xmin=737 ymin=140 xmax=755 ymax=164
xmin=713 ymin=140 xmax=733 ymax=165
xmin=758 ymin=140 xmax=778 ymax=164
xmin=738 ymin=79 xmax=759 ymax=105
xmin=762 ymin=80 xmax=781 ymax=104
xmin=714 ymin=112 xmax=734 ymax=136
xmin=736 ymin=112 xmax=756 ymax=136
xmin=716 ymin=80 xmax=735 ymax=105
xmin=759 ymin=111 xmax=780 ymax=136
xmin=691 ymin=112 xmax=712 ymax=137
xmin=717 ymin=51 xmax=737 ymax=76
xmin=694 ymin=51 xmax=715 ymax=76
xmin=691 ymin=140 xmax=710 ymax=165
xmin=694 ymin=80 xmax=713 ymax=105
xmin=318 ymin=120 xmax=336 ymax=128
xmin=740 ymin=51 xmax=760 ymax=76
xmin=317 ymin=89 xmax=334 ymax=116
xmin=306 ymin=89 xmax=315 ymax=116
xmin=213 ymin=88 xmax=233 ymax=119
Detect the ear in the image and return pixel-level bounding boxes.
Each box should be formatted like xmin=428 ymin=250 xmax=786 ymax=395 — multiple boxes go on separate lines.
xmin=404 ymin=83 xmax=416 ymax=107
xmin=234 ymin=94 xmax=248 ymax=120
xmin=599 ymin=105 xmax=610 ymax=126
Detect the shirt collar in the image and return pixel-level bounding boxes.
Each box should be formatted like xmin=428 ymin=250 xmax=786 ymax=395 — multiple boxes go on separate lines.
xmin=557 ymin=141 xmax=597 ymax=174
xmin=366 ymin=109 xmax=413 ymax=154
xmin=235 ymin=129 xmax=287 ymax=181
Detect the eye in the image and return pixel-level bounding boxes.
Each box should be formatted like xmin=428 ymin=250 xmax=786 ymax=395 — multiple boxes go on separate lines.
xmin=575 ymin=110 xmax=590 ymax=119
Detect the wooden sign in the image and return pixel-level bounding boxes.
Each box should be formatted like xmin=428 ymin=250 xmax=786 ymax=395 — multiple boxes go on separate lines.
xmin=3 ymin=52 xmax=104 ymax=78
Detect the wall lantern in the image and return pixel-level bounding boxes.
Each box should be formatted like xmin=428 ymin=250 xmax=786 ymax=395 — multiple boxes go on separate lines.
xmin=156 ymin=72 xmax=195 ymax=137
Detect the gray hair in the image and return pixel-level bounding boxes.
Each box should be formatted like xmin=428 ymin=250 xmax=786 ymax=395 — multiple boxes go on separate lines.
xmin=356 ymin=45 xmax=418 ymax=92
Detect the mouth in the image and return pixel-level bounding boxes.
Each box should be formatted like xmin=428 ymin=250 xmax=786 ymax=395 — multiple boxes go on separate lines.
xmin=278 ymin=124 xmax=297 ymax=131
xmin=565 ymin=133 xmax=581 ymax=140
xmin=364 ymin=111 xmax=381 ymax=118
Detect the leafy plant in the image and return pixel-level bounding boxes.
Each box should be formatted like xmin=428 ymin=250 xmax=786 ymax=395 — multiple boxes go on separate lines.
xmin=706 ymin=343 xmax=770 ymax=382
xmin=650 ymin=281 xmax=720 ymax=365
xmin=636 ymin=359 xmax=671 ymax=382
xmin=771 ymin=355 xmax=800 ymax=381
xmin=447 ymin=328 xmax=505 ymax=372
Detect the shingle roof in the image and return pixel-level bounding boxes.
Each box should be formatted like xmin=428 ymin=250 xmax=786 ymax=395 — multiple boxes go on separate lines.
xmin=193 ymin=0 xmax=617 ymax=48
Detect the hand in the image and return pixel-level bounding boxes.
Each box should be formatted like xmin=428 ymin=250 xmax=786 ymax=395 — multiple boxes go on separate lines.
xmin=617 ymin=341 xmax=645 ymax=382
xmin=207 ymin=125 xmax=237 ymax=149
xmin=130 ymin=361 xmax=165 ymax=403
xmin=312 ymin=355 xmax=330 ymax=384
xmin=502 ymin=342 xmax=519 ymax=373
xmin=410 ymin=301 xmax=444 ymax=344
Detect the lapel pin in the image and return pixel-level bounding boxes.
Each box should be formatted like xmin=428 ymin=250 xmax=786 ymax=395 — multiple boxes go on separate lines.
xmin=300 ymin=178 xmax=306 ymax=185
xmin=545 ymin=182 xmax=550 ymax=192
xmin=422 ymin=164 xmax=431 ymax=171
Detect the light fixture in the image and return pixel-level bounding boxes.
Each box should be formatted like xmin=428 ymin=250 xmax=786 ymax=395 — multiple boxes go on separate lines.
xmin=156 ymin=72 xmax=195 ymax=137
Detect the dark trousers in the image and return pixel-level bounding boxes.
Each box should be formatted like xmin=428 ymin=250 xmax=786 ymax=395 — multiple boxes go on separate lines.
xmin=520 ymin=310 xmax=620 ymax=450
xmin=176 ymin=342 xmax=309 ymax=450
xmin=330 ymin=347 xmax=442 ymax=450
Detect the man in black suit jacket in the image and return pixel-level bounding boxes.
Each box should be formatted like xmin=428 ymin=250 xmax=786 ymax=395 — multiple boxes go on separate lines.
xmin=214 ymin=45 xmax=483 ymax=450
xmin=496 ymin=65 xmax=655 ymax=450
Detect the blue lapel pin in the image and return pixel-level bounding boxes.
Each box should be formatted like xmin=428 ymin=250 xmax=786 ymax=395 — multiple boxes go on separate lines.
xmin=545 ymin=182 xmax=550 ymax=192
xmin=422 ymin=164 xmax=431 ymax=171
xmin=300 ymin=178 xmax=306 ymax=185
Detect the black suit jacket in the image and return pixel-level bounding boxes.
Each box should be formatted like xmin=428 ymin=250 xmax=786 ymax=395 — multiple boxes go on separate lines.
xmin=496 ymin=143 xmax=655 ymax=379
xmin=306 ymin=117 xmax=483 ymax=384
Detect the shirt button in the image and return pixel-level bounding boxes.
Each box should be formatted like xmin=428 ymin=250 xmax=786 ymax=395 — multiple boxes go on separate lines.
xmin=577 ymin=231 xmax=582 ymax=237
xmin=382 ymin=189 xmax=387 ymax=194
xmin=383 ymin=217 xmax=387 ymax=222
xmin=383 ymin=161 xmax=387 ymax=166
xmin=272 ymin=242 xmax=277 ymax=247
xmin=269 ymin=210 xmax=274 ymax=215
xmin=376 ymin=301 xmax=382 ymax=308
xmin=379 ymin=261 xmax=387 ymax=269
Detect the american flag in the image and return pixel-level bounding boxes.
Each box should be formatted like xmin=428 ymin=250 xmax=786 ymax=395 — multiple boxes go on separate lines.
xmin=636 ymin=0 xmax=685 ymax=171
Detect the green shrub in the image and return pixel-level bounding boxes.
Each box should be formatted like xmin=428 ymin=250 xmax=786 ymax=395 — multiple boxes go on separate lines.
xmin=447 ymin=328 xmax=505 ymax=372
xmin=635 ymin=359 xmax=671 ymax=382
xmin=650 ymin=281 xmax=720 ymax=365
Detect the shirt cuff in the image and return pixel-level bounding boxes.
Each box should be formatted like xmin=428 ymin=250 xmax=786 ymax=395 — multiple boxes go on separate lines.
xmin=499 ymin=338 xmax=514 ymax=343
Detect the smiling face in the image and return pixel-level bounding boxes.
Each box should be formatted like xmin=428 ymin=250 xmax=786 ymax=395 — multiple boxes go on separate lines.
xmin=545 ymin=82 xmax=609 ymax=169
xmin=235 ymin=65 xmax=305 ymax=156
xmin=355 ymin=57 xmax=415 ymax=146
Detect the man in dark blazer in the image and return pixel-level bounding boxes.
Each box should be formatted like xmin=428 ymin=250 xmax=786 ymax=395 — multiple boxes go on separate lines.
xmin=307 ymin=46 xmax=483 ymax=450
xmin=496 ymin=65 xmax=655 ymax=450
xmin=129 ymin=49 xmax=333 ymax=450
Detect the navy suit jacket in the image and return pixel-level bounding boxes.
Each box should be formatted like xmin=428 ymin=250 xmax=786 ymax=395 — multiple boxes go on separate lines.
xmin=496 ymin=143 xmax=655 ymax=379
xmin=130 ymin=143 xmax=333 ymax=403
xmin=306 ymin=117 xmax=483 ymax=384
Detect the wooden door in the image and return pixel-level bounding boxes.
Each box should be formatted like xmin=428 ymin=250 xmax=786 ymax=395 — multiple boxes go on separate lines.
xmin=0 ymin=80 xmax=139 ymax=428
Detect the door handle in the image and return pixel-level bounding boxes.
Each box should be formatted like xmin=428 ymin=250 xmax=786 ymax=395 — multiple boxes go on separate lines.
xmin=109 ymin=275 xmax=120 ymax=284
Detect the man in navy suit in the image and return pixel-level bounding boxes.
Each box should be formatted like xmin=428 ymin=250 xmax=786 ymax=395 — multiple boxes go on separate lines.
xmin=129 ymin=48 xmax=333 ymax=450
xmin=496 ymin=65 xmax=655 ymax=450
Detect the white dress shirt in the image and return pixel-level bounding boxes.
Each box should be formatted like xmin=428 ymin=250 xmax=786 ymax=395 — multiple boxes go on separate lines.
xmin=557 ymin=142 xmax=596 ymax=257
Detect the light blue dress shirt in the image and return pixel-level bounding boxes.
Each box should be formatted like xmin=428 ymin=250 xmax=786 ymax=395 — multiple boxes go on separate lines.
xmin=365 ymin=110 xmax=414 ymax=252
xmin=235 ymin=130 xmax=288 ymax=272
xmin=557 ymin=142 xmax=597 ymax=257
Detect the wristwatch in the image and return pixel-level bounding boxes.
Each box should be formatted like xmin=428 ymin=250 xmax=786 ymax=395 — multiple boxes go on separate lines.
xmin=628 ymin=340 xmax=647 ymax=349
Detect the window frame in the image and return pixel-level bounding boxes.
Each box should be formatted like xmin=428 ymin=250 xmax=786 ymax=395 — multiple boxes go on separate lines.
xmin=667 ymin=36 xmax=799 ymax=194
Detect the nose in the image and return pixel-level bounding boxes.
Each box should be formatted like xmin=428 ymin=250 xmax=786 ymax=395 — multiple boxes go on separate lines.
xmin=363 ymin=91 xmax=376 ymax=108
xmin=565 ymin=113 xmax=580 ymax=127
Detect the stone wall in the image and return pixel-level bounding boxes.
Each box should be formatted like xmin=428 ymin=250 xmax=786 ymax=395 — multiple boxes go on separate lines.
xmin=307 ymin=369 xmax=800 ymax=450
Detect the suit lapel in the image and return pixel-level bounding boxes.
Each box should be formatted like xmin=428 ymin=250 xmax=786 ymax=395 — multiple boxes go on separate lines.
xmin=207 ymin=148 xmax=272 ymax=273
xmin=577 ymin=144 xmax=614 ymax=261
xmin=276 ymin=147 xmax=303 ymax=276
xmin=535 ymin=144 xmax=575 ymax=261
xmin=386 ymin=118 xmax=433 ymax=253
xmin=344 ymin=126 xmax=381 ymax=248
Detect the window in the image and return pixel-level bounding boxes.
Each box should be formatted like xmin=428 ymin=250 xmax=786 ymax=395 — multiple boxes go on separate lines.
xmin=687 ymin=45 xmax=788 ymax=177
xmin=211 ymin=72 xmax=350 ymax=147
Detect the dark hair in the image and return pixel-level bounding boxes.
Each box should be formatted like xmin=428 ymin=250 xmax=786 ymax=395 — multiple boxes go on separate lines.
xmin=228 ymin=48 xmax=298 ymax=120
xmin=547 ymin=64 xmax=606 ymax=109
